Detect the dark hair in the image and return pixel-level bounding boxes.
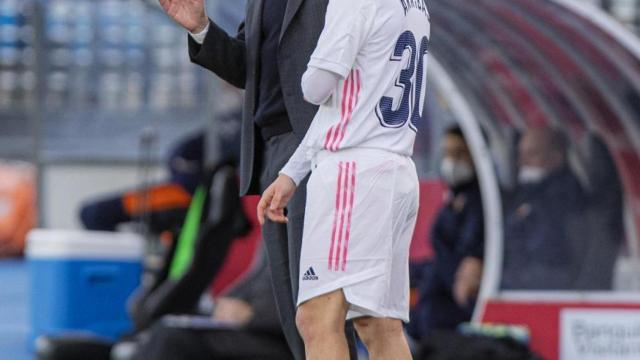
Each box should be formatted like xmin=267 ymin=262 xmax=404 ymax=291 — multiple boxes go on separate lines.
xmin=445 ymin=123 xmax=491 ymax=147
xmin=445 ymin=124 xmax=465 ymax=140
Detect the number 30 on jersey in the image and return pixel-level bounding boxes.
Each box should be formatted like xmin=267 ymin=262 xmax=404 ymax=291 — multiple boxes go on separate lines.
xmin=376 ymin=31 xmax=429 ymax=132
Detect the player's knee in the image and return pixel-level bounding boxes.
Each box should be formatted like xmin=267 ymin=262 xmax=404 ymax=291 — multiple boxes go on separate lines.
xmin=353 ymin=317 xmax=376 ymax=345
xmin=296 ymin=302 xmax=344 ymax=343
xmin=296 ymin=305 xmax=320 ymax=342
xmin=354 ymin=317 xmax=404 ymax=346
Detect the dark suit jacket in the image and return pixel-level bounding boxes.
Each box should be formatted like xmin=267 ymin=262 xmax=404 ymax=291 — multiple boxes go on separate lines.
xmin=189 ymin=0 xmax=329 ymax=196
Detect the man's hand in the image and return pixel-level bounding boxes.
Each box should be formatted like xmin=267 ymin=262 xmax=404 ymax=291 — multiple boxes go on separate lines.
xmin=453 ymin=257 xmax=483 ymax=307
xmin=158 ymin=0 xmax=209 ymax=33
xmin=257 ymin=174 xmax=297 ymax=225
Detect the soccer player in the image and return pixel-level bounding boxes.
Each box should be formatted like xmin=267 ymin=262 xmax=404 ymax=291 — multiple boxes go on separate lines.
xmin=258 ymin=0 xmax=431 ymax=358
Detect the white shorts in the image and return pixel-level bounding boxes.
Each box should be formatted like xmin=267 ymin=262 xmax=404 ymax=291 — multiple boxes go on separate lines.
xmin=297 ymin=148 xmax=419 ymax=322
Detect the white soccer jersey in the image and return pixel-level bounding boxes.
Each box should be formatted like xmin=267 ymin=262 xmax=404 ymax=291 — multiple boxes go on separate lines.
xmin=281 ymin=0 xmax=431 ymax=184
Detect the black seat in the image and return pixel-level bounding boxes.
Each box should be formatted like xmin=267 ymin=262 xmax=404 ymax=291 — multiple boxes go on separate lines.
xmin=129 ymin=165 xmax=250 ymax=331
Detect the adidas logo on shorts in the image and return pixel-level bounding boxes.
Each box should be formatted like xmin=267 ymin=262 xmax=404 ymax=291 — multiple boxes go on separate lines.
xmin=302 ymin=267 xmax=318 ymax=281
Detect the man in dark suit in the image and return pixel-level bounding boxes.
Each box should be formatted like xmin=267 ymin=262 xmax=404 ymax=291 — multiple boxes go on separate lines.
xmin=158 ymin=1 xmax=339 ymax=359
xmin=501 ymin=127 xmax=586 ymax=290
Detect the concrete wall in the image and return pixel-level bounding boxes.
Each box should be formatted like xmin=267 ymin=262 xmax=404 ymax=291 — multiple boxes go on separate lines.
xmin=41 ymin=163 xmax=164 ymax=229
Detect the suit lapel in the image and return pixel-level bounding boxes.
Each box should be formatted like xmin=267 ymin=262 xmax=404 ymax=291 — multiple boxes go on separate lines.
xmin=280 ymin=0 xmax=304 ymax=42
xmin=247 ymin=0 xmax=264 ymax=54
xmin=247 ymin=0 xmax=263 ymax=113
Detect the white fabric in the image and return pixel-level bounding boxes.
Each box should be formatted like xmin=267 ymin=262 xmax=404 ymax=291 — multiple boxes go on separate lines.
xmin=189 ymin=22 xmax=210 ymax=45
xmin=301 ymin=67 xmax=341 ymax=106
xmin=280 ymin=0 xmax=431 ymax=185
xmin=306 ymin=0 xmax=377 ymax=78
xmin=297 ymin=148 xmax=419 ymax=322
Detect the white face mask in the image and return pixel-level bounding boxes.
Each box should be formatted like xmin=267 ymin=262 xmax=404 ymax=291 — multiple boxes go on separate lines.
xmin=518 ymin=166 xmax=547 ymax=185
xmin=440 ymin=158 xmax=475 ymax=187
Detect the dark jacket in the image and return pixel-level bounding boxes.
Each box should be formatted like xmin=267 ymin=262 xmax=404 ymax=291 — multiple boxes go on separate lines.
xmin=412 ymin=181 xmax=484 ymax=337
xmin=188 ymin=0 xmax=329 ymax=195
xmin=431 ymin=182 xmax=485 ymax=286
xmin=501 ymin=166 xmax=586 ymax=290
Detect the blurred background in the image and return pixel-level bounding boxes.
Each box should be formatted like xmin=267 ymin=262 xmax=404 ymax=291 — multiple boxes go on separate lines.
xmin=1 ymin=0 xmax=640 ymax=359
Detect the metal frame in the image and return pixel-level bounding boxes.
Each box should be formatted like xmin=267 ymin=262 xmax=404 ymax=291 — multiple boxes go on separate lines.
xmin=429 ymin=0 xmax=640 ymax=315
xmin=429 ymin=58 xmax=505 ymax=322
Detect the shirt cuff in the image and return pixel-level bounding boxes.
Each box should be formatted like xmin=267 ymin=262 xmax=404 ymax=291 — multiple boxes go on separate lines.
xmin=279 ymin=168 xmax=308 ymax=188
xmin=280 ymin=154 xmax=312 ymax=187
xmin=189 ymin=22 xmax=210 ymax=45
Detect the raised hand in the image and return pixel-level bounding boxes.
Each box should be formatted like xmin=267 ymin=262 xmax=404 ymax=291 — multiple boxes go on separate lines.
xmin=158 ymin=0 xmax=209 ymax=33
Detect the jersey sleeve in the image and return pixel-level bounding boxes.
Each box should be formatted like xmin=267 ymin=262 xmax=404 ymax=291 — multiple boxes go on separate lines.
xmin=308 ymin=0 xmax=377 ymax=78
xmin=279 ymin=124 xmax=320 ymax=186
xmin=301 ymin=67 xmax=341 ymax=105
xmin=280 ymin=143 xmax=312 ymax=186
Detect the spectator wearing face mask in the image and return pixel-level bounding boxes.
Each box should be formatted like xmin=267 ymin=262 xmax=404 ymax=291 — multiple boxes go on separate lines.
xmin=413 ymin=126 xmax=485 ymax=338
xmin=501 ymin=126 xmax=586 ymax=290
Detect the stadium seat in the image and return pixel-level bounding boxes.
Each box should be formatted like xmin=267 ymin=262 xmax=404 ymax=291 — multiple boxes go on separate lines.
xmin=129 ymin=165 xmax=252 ymax=331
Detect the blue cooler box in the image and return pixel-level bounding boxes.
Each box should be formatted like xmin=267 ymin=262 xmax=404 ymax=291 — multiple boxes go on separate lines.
xmin=26 ymin=230 xmax=144 ymax=345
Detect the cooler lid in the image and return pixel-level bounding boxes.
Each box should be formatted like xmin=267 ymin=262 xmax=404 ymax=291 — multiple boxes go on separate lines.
xmin=26 ymin=229 xmax=145 ymax=260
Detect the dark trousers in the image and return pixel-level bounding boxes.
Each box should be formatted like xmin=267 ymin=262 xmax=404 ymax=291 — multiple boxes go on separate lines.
xmin=421 ymin=264 xmax=474 ymax=336
xmin=258 ymin=133 xmax=357 ymax=360
xmin=80 ymin=194 xmax=128 ymax=231
xmin=134 ymin=323 xmax=293 ymax=360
